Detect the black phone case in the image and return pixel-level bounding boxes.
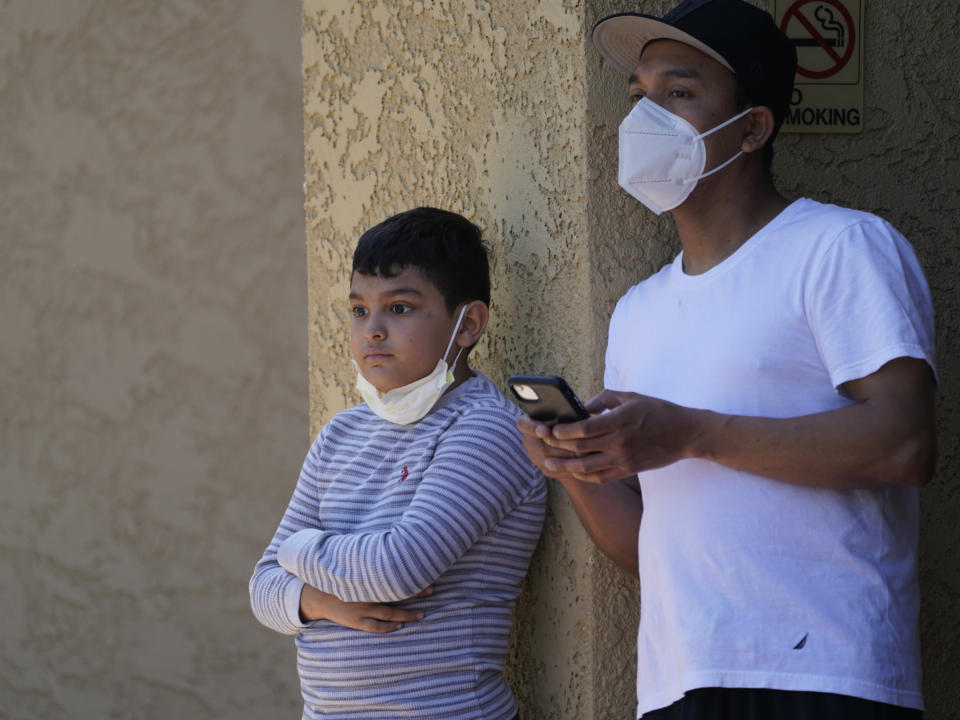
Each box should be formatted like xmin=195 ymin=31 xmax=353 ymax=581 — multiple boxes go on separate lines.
xmin=507 ymin=375 xmax=589 ymax=425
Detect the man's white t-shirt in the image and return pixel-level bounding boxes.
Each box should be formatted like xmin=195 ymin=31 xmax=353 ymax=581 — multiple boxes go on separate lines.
xmin=604 ymin=198 xmax=935 ymax=717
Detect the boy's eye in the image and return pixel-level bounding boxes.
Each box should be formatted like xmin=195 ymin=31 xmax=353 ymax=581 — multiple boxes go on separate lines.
xmin=351 ymin=306 xmax=367 ymax=318
xmin=390 ymin=303 xmax=411 ymax=314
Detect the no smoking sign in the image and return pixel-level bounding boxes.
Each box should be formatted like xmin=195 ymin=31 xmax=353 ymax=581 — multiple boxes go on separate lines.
xmin=774 ymin=0 xmax=864 ymax=134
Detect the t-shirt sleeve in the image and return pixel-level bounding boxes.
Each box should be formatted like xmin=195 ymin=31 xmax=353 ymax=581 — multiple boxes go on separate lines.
xmin=804 ymin=216 xmax=936 ymax=392
xmin=276 ymin=406 xmax=545 ymax=603
xmin=604 ymin=295 xmax=628 ymax=391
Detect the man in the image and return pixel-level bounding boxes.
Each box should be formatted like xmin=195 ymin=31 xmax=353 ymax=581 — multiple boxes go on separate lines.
xmin=517 ymin=1 xmax=937 ymax=718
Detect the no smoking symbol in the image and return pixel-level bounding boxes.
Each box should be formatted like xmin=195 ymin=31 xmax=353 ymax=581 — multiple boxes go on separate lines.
xmin=781 ymin=0 xmax=856 ymax=79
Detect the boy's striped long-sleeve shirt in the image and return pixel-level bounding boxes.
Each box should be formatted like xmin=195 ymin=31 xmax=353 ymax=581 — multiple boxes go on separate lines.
xmin=250 ymin=373 xmax=546 ymax=720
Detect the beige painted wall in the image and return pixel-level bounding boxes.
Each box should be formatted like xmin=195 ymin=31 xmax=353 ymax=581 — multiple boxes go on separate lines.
xmin=1 ymin=2 xmax=307 ymax=718
xmin=3 ymin=0 xmax=954 ymax=717
xmin=303 ymin=1 xmax=959 ymax=719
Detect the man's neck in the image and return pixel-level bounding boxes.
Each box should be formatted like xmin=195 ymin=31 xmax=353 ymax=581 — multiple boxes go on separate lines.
xmin=671 ymin=169 xmax=790 ymax=275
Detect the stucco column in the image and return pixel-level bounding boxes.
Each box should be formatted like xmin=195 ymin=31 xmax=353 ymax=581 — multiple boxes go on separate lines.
xmin=301 ymin=1 xmax=656 ymax=717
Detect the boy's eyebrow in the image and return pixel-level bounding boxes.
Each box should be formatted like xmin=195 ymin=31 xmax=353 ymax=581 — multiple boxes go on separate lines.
xmin=348 ymin=287 xmax=425 ymax=300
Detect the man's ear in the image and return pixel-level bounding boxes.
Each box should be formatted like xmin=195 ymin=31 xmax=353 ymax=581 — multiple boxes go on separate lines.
xmin=455 ymin=300 xmax=489 ymax=347
xmin=740 ymin=106 xmax=776 ymax=155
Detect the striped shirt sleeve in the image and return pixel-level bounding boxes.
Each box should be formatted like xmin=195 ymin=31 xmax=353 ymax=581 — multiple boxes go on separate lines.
xmin=276 ymin=405 xmax=540 ymax=603
xmin=248 ymin=431 xmax=326 ymax=634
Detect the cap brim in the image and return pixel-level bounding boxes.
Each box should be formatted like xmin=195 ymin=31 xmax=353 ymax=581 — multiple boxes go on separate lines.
xmin=592 ymin=13 xmax=733 ymax=77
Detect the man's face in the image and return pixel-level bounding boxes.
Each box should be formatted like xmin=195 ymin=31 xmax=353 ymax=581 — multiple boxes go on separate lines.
xmin=349 ymin=266 xmax=461 ymax=393
xmin=628 ymin=39 xmax=744 ymax=172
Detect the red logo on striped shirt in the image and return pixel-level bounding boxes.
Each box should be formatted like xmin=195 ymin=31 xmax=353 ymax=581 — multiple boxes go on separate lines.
xmin=400 ymin=465 xmax=409 ymax=483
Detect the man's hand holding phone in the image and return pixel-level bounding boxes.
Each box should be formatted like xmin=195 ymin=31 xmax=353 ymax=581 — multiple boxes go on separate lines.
xmin=516 ymin=412 xmax=586 ymax=485
xmin=509 ymin=375 xmax=595 ymax=485
xmin=515 ymin=381 xmax=699 ymax=484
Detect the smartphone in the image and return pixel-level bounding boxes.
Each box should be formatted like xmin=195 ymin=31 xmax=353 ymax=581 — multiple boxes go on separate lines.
xmin=508 ymin=375 xmax=589 ymax=425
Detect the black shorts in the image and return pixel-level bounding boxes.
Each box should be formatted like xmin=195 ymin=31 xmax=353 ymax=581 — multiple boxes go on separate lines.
xmin=641 ymin=688 xmax=923 ymax=720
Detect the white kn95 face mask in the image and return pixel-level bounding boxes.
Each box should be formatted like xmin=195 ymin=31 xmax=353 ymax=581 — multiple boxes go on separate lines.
xmin=618 ymin=98 xmax=753 ymax=215
xmin=354 ymin=304 xmax=468 ymax=426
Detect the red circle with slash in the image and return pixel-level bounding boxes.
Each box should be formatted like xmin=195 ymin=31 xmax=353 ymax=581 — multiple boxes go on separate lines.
xmin=781 ymin=0 xmax=856 ymax=79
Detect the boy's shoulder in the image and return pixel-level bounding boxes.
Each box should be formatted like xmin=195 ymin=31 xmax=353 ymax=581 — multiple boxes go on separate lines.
xmin=448 ymin=372 xmax=520 ymax=410
xmin=434 ymin=372 xmax=525 ymax=430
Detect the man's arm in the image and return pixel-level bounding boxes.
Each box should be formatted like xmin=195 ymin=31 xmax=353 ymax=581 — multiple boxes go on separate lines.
xmin=537 ymin=357 xmax=936 ymax=490
xmin=520 ymin=418 xmax=643 ymax=574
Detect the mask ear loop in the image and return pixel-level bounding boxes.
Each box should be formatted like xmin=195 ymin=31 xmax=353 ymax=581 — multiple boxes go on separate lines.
xmin=442 ymin=304 xmax=469 ymax=369
xmin=693 ymin=106 xmax=754 ymax=142
xmin=681 ymin=107 xmax=754 ymax=185
xmin=683 ymin=150 xmax=743 ymax=185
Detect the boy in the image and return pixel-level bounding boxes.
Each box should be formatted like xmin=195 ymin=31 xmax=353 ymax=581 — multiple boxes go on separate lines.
xmin=250 ymin=207 xmax=546 ymax=720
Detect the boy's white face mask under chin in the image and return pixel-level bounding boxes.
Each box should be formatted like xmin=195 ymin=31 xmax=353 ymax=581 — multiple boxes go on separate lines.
xmin=354 ymin=305 xmax=467 ymax=425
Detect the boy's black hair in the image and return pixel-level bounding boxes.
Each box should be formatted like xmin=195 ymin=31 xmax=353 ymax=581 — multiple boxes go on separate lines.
xmin=352 ymin=207 xmax=490 ymax=311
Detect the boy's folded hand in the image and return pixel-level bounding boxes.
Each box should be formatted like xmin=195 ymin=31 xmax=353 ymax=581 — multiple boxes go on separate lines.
xmin=299 ymin=584 xmax=433 ymax=633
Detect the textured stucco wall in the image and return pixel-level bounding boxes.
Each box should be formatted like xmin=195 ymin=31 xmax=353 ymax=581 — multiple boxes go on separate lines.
xmin=1 ymin=2 xmax=307 ymax=718
xmin=302 ymin=0 xmax=959 ymax=718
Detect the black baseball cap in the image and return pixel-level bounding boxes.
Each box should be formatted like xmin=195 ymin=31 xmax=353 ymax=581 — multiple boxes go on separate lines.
xmin=592 ymin=0 xmax=797 ymax=135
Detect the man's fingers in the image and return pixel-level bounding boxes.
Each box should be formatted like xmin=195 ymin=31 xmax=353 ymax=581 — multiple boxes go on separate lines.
xmin=583 ymin=389 xmax=627 ymax=414
xmin=539 ymin=442 xmax=580 ymax=459
xmin=572 ymin=466 xmax=632 ymax=485
xmin=522 ymin=432 xmax=578 ymax=459
xmin=545 ymin=451 xmax=617 ymax=478
xmin=517 ymin=415 xmax=550 ymax=438
xmin=550 ymin=408 xmax=622 ymax=442
xmin=543 ymin=434 xmax=605 ymax=454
